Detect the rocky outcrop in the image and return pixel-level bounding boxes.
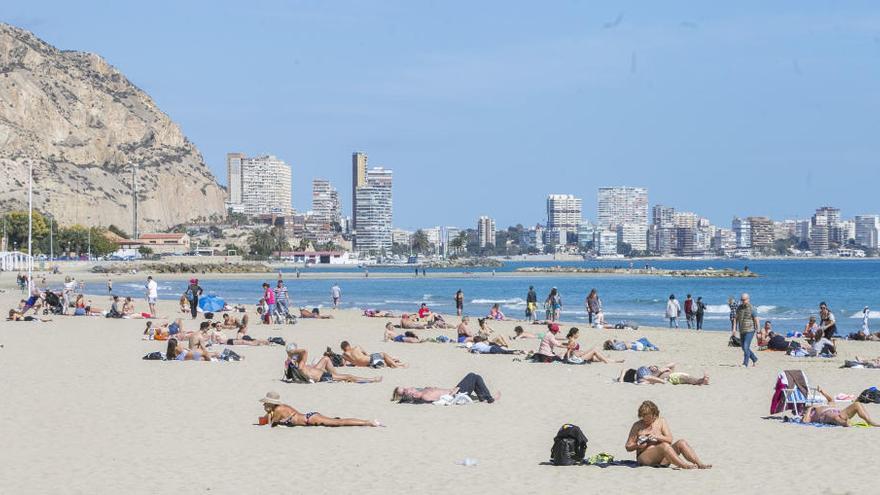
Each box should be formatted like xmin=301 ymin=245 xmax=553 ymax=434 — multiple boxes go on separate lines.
xmin=0 ymin=23 xmax=226 ymax=230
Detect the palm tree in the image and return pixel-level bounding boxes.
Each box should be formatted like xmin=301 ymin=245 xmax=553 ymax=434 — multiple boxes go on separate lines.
xmin=412 ymin=229 xmax=431 ymax=254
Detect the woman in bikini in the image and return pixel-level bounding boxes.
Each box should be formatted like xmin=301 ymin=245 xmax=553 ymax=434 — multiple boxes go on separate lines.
xmin=625 ymin=400 xmax=711 ymax=469
xmin=165 ymin=338 xmax=217 ymax=361
xmin=260 ymin=391 xmax=381 ymax=427
xmin=564 ymin=327 xmax=623 ymax=364
xmin=802 ymin=388 xmax=880 ymax=426
xmin=478 ymin=318 xmax=511 ymax=347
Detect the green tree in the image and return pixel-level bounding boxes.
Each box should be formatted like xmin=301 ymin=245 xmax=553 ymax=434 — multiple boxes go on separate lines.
xmin=248 ymin=227 xmax=290 ymax=256
xmin=138 ymin=246 xmax=154 ymax=256
xmin=3 ymin=210 xmax=49 ymax=251
xmin=89 ymin=228 xmax=118 ymax=257
xmin=107 ymin=224 xmax=130 ymax=239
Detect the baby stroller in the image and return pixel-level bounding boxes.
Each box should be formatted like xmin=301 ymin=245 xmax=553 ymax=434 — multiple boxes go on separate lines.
xmin=43 ymin=290 xmax=64 ymax=315
xmin=273 ymin=303 xmax=297 ymax=325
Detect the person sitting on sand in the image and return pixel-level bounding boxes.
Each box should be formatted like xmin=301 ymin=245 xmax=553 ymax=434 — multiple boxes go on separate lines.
xmin=391 ymin=372 xmax=499 ymax=404
xmin=563 ymin=327 xmax=623 ymax=364
xmin=603 ymin=338 xmax=659 ymax=352
xmin=363 ymin=309 xmax=395 ymax=318
xmin=488 ymin=303 xmax=505 ymax=321
xmin=417 ymin=303 xmax=433 ymax=320
xmin=384 ymin=323 xmax=422 ymax=343
xmin=7 ymin=309 xmax=51 ymax=322
xmin=469 ymin=336 xmax=524 ymax=355
xmin=477 ymin=318 xmax=511 ymax=347
xmin=511 ymin=325 xmax=541 ymax=340
xmin=121 ymin=297 xmax=136 ymax=317
xmin=340 ymin=341 xmax=407 ymax=368
xmin=166 ymin=337 xmax=218 ymax=361
xmin=179 ymin=295 xmax=190 ymax=314
xmin=400 ymin=313 xmax=427 ymax=329
xmin=286 ymin=346 xmax=382 ymax=383
xmin=299 ymin=307 xmax=333 ymax=319
xmin=457 ymin=316 xmax=476 ymax=343
xmin=221 ymin=313 xmax=241 ymax=329
xmin=757 ymin=321 xmax=773 ymax=348
xmin=531 ymin=323 xmax=569 ymax=362
xmin=803 ymin=315 xmax=821 ymax=342
xmin=625 ymin=400 xmax=711 ymax=469
xmin=260 ymin=391 xmax=382 ymax=427
xmin=802 ymin=387 xmax=880 ymax=426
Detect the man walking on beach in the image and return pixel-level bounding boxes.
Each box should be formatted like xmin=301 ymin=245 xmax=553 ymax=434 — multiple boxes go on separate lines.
xmin=275 ymin=280 xmax=290 ymax=316
xmin=735 ymin=293 xmax=759 ymax=367
xmin=695 ymin=296 xmax=706 ymax=330
xmin=331 ymin=283 xmax=342 ymax=309
xmin=684 ymin=294 xmax=695 ymax=329
xmin=146 ymin=275 xmax=158 ymax=318
xmin=526 ymin=286 xmax=537 ymax=323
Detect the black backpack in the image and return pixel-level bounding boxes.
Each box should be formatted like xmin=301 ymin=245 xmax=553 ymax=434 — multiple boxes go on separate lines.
xmin=284 ymin=362 xmax=313 ymax=383
xmin=858 ymin=388 xmax=880 ymax=404
xmin=550 ymin=424 xmax=588 ymax=466
xmin=325 ymin=347 xmax=345 ymax=367
xmin=728 ymin=335 xmax=742 ymax=347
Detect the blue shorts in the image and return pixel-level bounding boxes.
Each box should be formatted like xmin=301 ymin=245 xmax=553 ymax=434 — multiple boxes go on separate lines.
xmin=394 ymin=335 xmax=405 ymax=343
xmin=457 ymin=335 xmax=468 ymax=343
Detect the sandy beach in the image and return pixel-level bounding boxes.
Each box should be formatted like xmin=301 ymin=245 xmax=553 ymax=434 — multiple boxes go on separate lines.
xmin=1 ymin=271 xmax=878 ymax=495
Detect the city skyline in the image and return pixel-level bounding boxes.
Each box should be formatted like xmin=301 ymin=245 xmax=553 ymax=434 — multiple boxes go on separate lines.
xmin=6 ymin=2 xmax=880 ymax=228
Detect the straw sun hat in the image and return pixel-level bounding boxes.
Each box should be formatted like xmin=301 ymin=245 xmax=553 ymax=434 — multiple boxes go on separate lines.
xmin=259 ymin=391 xmax=283 ymax=405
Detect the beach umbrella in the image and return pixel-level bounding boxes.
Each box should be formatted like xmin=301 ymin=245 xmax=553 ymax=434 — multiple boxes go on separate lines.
xmin=198 ymin=295 xmax=226 ymax=312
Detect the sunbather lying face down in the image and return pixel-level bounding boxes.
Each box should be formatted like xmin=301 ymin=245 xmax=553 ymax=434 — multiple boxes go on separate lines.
xmin=384 ymin=323 xmax=421 ymax=343
xmin=625 ymin=400 xmax=711 ymax=469
xmin=391 ymin=373 xmax=498 ymax=404
xmin=286 ymin=347 xmax=382 ymax=383
xmin=259 ymin=391 xmax=381 ymax=427
xmin=340 ymin=341 xmax=407 ymax=368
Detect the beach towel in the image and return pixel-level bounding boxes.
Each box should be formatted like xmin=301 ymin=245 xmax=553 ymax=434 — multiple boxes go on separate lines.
xmin=432 ymin=393 xmax=474 ymax=406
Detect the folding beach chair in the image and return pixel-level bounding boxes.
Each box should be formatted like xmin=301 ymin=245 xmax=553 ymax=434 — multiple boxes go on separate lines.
xmin=771 ymin=370 xmax=826 ymax=415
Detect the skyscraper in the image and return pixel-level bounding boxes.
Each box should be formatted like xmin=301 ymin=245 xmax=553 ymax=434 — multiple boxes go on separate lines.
xmin=354 ymin=167 xmax=393 ymax=254
xmin=652 ymin=205 xmax=675 ymax=227
xmin=477 ymin=216 xmax=496 ymax=248
xmin=546 ymin=194 xmax=582 ymax=245
xmin=597 ymin=187 xmax=648 ymax=230
xmin=732 ymin=217 xmax=751 ymax=248
xmin=312 ymin=179 xmax=341 ymax=225
xmin=855 ymin=215 xmax=880 ymax=249
xmin=228 ymin=153 xmax=292 ymax=216
xmin=811 ymin=206 xmax=840 ymax=254
xmin=747 ymin=216 xmax=774 ymax=249
xmin=351 ymin=152 xmax=367 ymax=229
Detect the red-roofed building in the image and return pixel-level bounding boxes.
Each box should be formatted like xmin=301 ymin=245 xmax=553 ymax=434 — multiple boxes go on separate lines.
xmin=118 ymin=233 xmax=191 ymax=254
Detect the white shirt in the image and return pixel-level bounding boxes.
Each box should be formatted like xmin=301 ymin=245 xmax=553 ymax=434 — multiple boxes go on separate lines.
xmin=331 ymin=286 xmax=341 ymax=298
xmin=666 ymin=300 xmax=681 ymax=318
xmin=146 ymin=279 xmax=158 ymax=298
xmin=863 ymin=312 xmax=870 ymax=333
xmin=471 ymin=342 xmax=493 ymax=354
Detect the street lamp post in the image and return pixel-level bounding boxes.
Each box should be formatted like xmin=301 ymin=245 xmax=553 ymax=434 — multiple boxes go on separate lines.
xmin=27 ymin=160 xmax=33 ymax=280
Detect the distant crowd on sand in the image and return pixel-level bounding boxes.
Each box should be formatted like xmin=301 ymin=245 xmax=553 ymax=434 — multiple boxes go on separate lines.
xmin=10 ymin=270 xmax=880 ymax=470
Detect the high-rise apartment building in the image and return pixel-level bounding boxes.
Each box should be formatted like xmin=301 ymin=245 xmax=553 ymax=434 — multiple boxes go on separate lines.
xmin=312 ymin=179 xmax=341 ymax=225
xmin=747 ymin=216 xmax=774 ymax=249
xmin=811 ymin=206 xmax=840 ymax=254
xmin=546 ymin=194 xmax=582 ymax=245
xmin=597 ymin=187 xmax=648 ymax=230
xmin=351 ymin=152 xmax=368 ymax=230
xmin=226 ymin=152 xmax=245 ymax=206
xmin=616 ymin=223 xmax=648 ymax=252
xmin=227 ymin=153 xmax=292 ymax=216
xmin=354 ymin=167 xmax=393 ymax=255
xmin=477 ymin=216 xmax=496 ymax=248
xmin=732 ymin=217 xmax=751 ymax=249
xmin=855 ymin=215 xmax=880 ymax=249
xmin=652 ymin=205 xmax=675 ymax=227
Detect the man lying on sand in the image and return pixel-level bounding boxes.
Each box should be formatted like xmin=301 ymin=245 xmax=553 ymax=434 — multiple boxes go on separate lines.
xmin=617 ymin=363 xmax=709 ymax=385
xmin=299 ymin=307 xmax=333 ymax=319
xmin=7 ymin=309 xmax=52 ymax=322
xmin=511 ymin=325 xmax=541 ymax=340
xmin=286 ymin=345 xmax=382 ymax=383
xmin=469 ymin=336 xmax=524 ymax=355
xmin=391 ymin=373 xmax=499 ymax=404
xmin=340 ymin=341 xmax=407 ymax=368
xmin=626 ymin=400 xmax=711 ymax=469
xmin=400 ymin=313 xmax=427 ymax=329
xmin=363 ymin=309 xmax=395 ymax=318
xmin=802 ymin=387 xmax=880 ymax=426
xmin=208 ymin=321 xmax=270 ymax=346
xmin=384 ymin=323 xmax=422 ymax=343
xmin=260 ymin=391 xmax=382 ymax=427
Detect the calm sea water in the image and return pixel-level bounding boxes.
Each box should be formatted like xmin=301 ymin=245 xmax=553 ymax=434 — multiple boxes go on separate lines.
xmin=107 ymin=259 xmax=880 ymax=333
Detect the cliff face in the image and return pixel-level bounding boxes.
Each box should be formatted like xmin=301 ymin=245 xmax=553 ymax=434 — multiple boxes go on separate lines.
xmin=0 ymin=23 xmax=226 ymax=230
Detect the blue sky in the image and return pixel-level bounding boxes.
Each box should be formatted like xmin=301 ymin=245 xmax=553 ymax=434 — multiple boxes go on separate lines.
xmin=6 ymin=1 xmax=880 ymax=230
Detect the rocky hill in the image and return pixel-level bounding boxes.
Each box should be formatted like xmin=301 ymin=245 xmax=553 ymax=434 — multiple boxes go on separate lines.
xmin=0 ymin=23 xmax=226 ymax=230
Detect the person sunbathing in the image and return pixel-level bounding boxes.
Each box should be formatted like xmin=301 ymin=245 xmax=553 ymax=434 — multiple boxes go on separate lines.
xmin=625 ymin=400 xmax=711 ymax=469
xmin=179 ymin=295 xmax=190 ymax=314
xmin=457 ymin=316 xmax=476 ymax=343
xmin=478 ymin=318 xmax=511 ymax=347
xmin=209 ymin=323 xmax=270 ymax=346
xmin=617 ymin=363 xmax=678 ymax=384
xmin=121 ymin=297 xmax=137 ymax=317
xmin=166 ymin=337 xmax=217 ymax=361
xmin=299 ymin=307 xmax=333 ymax=319
xmin=429 ymin=313 xmax=453 ymax=329
xmin=363 ymin=309 xmax=395 ymax=318
xmin=469 ymin=336 xmax=524 ymax=355
xmin=564 ymin=327 xmax=623 ymax=364
xmin=7 ymin=309 xmax=51 ymax=322
xmin=340 ymin=341 xmax=407 ymax=368
xmin=384 ymin=323 xmax=422 ymax=343
xmin=803 ymin=388 xmax=880 ymax=426
xmin=260 ymin=391 xmax=381 ymax=427
xmin=603 ymin=338 xmax=659 ymax=351
xmin=221 ymin=313 xmax=241 ymax=329
xmin=400 ymin=313 xmax=427 ymax=329
xmin=391 ymin=372 xmax=499 ymax=404
xmin=286 ymin=346 xmax=381 ymax=383
xmin=511 ymin=325 xmax=541 ymax=340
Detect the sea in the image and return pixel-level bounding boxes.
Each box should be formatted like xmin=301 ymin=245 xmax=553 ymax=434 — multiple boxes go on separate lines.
xmin=104 ymin=259 xmax=880 ymax=333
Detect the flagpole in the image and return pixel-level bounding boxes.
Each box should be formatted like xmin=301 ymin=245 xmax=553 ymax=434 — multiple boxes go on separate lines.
xmin=28 ymin=160 xmax=33 ymax=280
